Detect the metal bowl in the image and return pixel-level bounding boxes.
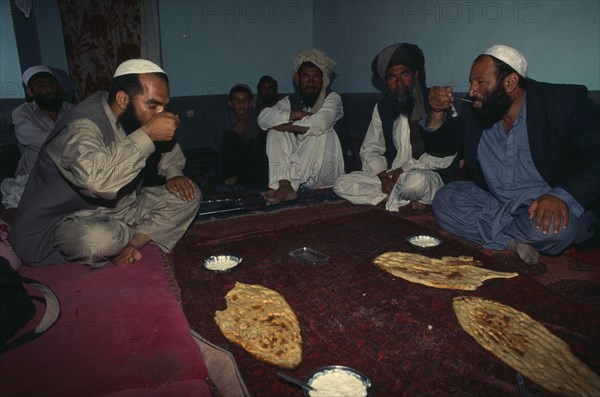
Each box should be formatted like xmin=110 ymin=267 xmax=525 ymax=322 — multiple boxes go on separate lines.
xmin=202 ymin=255 xmax=242 ymax=274
xmin=406 ymin=234 xmax=443 ymax=251
xmin=303 ymin=365 xmax=372 ymax=397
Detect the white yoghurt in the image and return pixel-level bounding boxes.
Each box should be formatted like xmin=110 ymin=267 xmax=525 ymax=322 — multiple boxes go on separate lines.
xmin=308 ymin=369 xmax=368 ymax=397
xmin=409 ymin=235 xmax=441 ymax=248
xmin=204 ymin=256 xmax=239 ymax=271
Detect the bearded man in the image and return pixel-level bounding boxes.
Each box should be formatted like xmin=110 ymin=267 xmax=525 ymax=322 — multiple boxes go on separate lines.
xmin=334 ymin=43 xmax=458 ymax=211
xmin=9 ymin=59 xmax=200 ymax=267
xmin=258 ymin=49 xmax=345 ymax=205
xmin=427 ymin=44 xmax=599 ymax=264
xmin=1 ymin=66 xmax=74 ymax=208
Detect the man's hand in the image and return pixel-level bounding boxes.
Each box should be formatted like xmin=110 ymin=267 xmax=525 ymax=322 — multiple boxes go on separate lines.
xmin=377 ymin=171 xmax=394 ymax=194
xmin=528 ymin=194 xmax=569 ymax=235
xmin=233 ymin=118 xmax=247 ymax=135
xmin=289 ymin=110 xmax=312 ymax=121
xmin=272 ymin=122 xmax=309 ymax=134
xmin=141 ymin=112 xmax=180 ymax=141
xmin=427 ymin=86 xmax=453 ymax=130
xmin=166 ymin=176 xmax=198 ymax=201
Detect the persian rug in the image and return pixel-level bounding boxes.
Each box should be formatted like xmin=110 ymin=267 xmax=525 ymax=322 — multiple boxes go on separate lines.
xmin=170 ymin=204 xmax=599 ymax=396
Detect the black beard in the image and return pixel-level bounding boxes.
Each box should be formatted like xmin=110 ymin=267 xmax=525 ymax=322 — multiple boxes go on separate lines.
xmin=389 ymin=85 xmax=415 ymax=120
xmin=300 ymin=91 xmax=319 ymax=108
xmin=117 ymin=102 xmax=141 ymax=135
xmin=471 ymin=84 xmax=512 ymax=130
xmin=35 ymin=93 xmax=63 ymax=112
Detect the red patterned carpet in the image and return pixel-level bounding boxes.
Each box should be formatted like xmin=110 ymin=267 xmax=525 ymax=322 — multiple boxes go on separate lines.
xmin=169 ymin=201 xmax=600 ymax=396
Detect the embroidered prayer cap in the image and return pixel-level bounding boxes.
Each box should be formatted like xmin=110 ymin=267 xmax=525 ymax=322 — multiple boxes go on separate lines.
xmin=113 ymin=59 xmax=166 ymax=78
xmin=371 ymin=43 xmax=425 ymax=79
xmin=22 ymin=65 xmax=55 ymax=86
xmin=483 ymin=44 xmax=527 ymax=77
xmin=293 ymin=49 xmax=336 ymax=87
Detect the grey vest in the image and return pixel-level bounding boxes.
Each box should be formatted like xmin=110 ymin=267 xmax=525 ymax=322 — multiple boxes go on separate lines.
xmin=8 ymin=92 xmax=121 ymax=266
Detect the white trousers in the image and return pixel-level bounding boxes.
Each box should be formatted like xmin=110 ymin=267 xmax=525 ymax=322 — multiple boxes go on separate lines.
xmin=266 ymin=130 xmax=344 ymax=191
xmin=334 ymin=169 xmax=444 ymax=211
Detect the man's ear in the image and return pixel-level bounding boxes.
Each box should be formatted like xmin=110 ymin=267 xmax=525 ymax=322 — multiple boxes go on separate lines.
xmin=25 ymin=87 xmax=34 ymax=99
xmin=503 ymin=72 xmax=519 ymax=93
xmin=115 ymin=90 xmax=130 ymax=110
xmin=293 ymin=73 xmax=299 ymax=86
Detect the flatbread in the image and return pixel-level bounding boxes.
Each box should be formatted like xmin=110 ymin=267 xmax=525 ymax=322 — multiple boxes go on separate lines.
xmin=373 ymin=252 xmax=518 ymax=290
xmin=215 ymin=282 xmax=302 ymax=369
xmin=453 ymin=296 xmax=600 ymax=397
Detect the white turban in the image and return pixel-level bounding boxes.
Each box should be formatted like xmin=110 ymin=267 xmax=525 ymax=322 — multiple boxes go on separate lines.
xmin=483 ymin=44 xmax=528 ymax=77
xmin=22 ymin=65 xmax=54 ymax=86
xmin=113 ymin=59 xmax=166 ymax=78
xmin=292 ymin=49 xmax=336 ymax=112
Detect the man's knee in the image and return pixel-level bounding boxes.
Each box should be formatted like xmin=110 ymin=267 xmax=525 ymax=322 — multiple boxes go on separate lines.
xmin=54 ymin=213 xmax=127 ymax=264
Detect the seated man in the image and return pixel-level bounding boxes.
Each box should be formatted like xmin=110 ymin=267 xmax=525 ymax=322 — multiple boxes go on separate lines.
xmin=9 ymin=59 xmax=200 ymax=267
xmin=427 ymin=45 xmax=599 ymax=264
xmin=1 ymin=66 xmax=74 ymax=208
xmin=334 ymin=43 xmax=458 ymax=211
xmin=258 ymin=49 xmax=344 ymax=205
xmin=219 ymin=83 xmax=268 ymax=187
xmin=256 ymin=75 xmax=278 ymax=109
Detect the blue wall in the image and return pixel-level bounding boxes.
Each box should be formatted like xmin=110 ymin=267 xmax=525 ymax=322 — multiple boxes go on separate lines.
xmin=0 ymin=0 xmax=23 ymax=98
xmin=1 ymin=0 xmax=598 ymax=99
xmin=314 ymin=0 xmax=600 ymax=93
xmin=158 ymin=0 xmax=314 ymax=96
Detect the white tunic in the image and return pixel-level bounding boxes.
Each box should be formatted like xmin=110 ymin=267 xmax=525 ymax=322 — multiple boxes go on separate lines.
xmin=0 ymin=101 xmax=73 ymax=208
xmin=12 ymin=101 xmax=74 ymax=176
xmin=258 ymin=92 xmax=345 ymax=191
xmin=334 ymin=103 xmax=455 ymax=210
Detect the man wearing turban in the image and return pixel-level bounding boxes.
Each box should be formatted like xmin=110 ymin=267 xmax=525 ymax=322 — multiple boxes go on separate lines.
xmin=9 ymin=59 xmax=200 ymax=267
xmin=334 ymin=43 xmax=458 ymax=211
xmin=428 ymin=44 xmax=599 ymax=264
xmin=258 ymin=49 xmax=344 ymax=205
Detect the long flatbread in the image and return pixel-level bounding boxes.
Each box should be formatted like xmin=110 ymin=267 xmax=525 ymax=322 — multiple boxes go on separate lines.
xmin=373 ymin=252 xmax=518 ymax=290
xmin=215 ymin=282 xmax=302 ymax=369
xmin=453 ymin=296 xmax=600 ymax=397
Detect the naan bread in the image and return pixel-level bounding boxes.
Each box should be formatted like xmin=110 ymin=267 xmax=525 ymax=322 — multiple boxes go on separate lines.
xmin=215 ymin=282 xmax=302 ymax=369
xmin=453 ymin=296 xmax=600 ymax=397
xmin=373 ymin=252 xmax=518 ymax=290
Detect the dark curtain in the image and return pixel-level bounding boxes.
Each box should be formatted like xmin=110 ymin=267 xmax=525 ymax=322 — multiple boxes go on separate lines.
xmin=58 ymin=0 xmax=141 ymax=102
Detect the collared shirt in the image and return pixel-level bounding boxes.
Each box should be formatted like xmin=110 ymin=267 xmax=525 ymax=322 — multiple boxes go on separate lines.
xmin=46 ymin=92 xmax=185 ymax=201
xmin=477 ymin=95 xmax=583 ymax=216
xmin=11 ymin=100 xmax=74 ymax=175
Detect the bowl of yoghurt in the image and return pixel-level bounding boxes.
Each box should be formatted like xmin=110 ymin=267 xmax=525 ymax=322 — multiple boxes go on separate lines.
xmin=303 ymin=365 xmax=372 ymax=397
xmin=202 ymin=255 xmax=242 ymax=273
xmin=406 ymin=234 xmax=443 ymax=251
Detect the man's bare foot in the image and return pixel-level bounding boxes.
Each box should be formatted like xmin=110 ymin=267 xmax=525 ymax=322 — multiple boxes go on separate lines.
xmin=261 ymin=180 xmax=297 ymax=205
xmin=112 ymin=244 xmax=143 ymax=266
xmin=411 ymin=202 xmax=426 ymax=210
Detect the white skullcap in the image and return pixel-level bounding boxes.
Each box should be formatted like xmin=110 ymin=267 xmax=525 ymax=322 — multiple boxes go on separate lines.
xmin=113 ymin=59 xmax=166 ymax=78
xmin=483 ymin=44 xmax=528 ymax=77
xmin=22 ymin=65 xmax=54 ymax=86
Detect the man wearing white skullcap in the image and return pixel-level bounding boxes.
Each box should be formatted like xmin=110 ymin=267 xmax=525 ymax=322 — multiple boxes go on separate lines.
xmin=258 ymin=49 xmax=344 ymax=204
xmin=334 ymin=43 xmax=459 ymax=211
xmin=9 ymin=59 xmax=201 ymax=267
xmin=425 ymin=44 xmax=599 ymax=264
xmin=0 ymin=66 xmax=74 ymax=209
